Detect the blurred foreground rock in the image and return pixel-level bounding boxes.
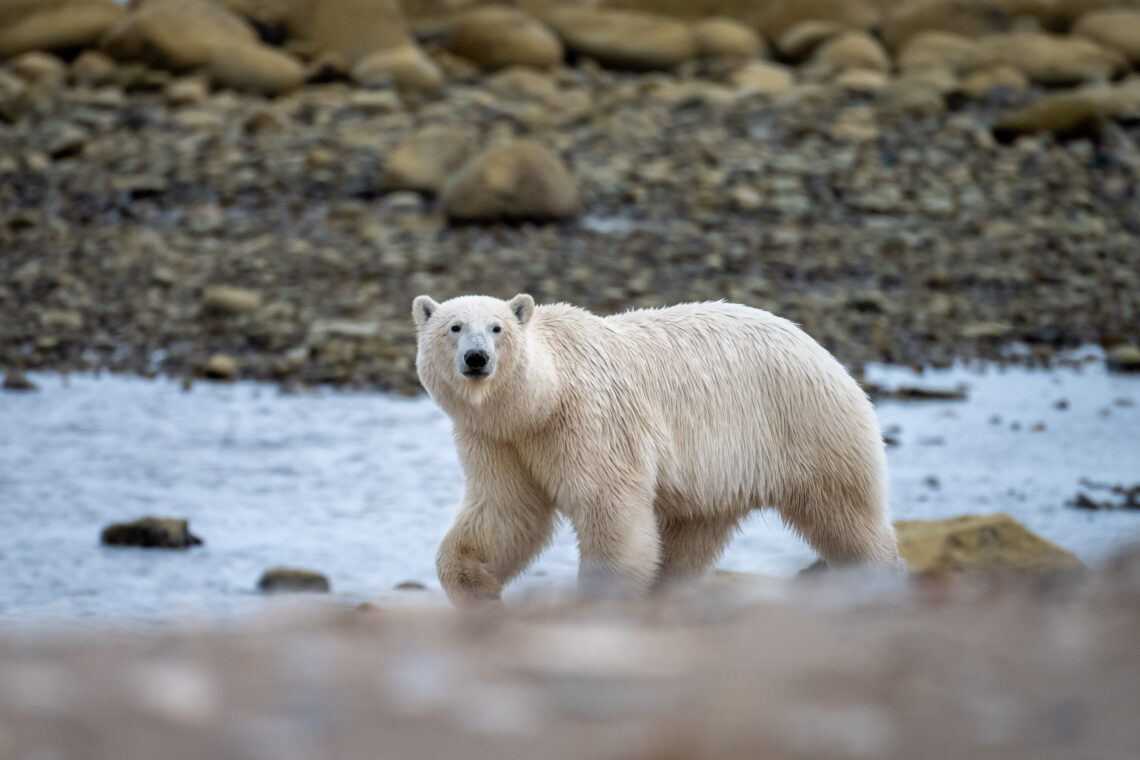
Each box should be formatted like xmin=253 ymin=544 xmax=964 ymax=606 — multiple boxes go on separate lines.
xmin=2 ymin=549 xmax=1140 ymax=760
xmin=100 ymin=516 xmax=204 ymax=548
xmin=2 ymin=368 xmax=36 ymax=391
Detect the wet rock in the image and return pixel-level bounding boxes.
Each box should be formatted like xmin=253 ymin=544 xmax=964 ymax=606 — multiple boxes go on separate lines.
xmin=692 ymin=17 xmax=764 ymax=59
xmin=545 ymin=7 xmax=697 ymax=71
xmin=867 ymin=383 xmax=968 ymax=401
xmin=882 ymin=0 xmax=1012 ymax=52
xmin=958 ymin=63 xmax=1028 ymax=97
xmin=101 ymin=517 xmax=204 ymax=549
xmin=382 ymin=125 xmax=476 ymax=194
xmin=895 ymin=514 xmax=1085 ymax=576
xmin=2 ymin=369 xmax=36 ymax=391
xmin=258 ymin=567 xmax=330 ymax=593
xmin=0 ymin=0 xmax=124 ymax=59
xmin=975 ymin=31 xmax=1126 ymax=86
xmin=1069 ymin=480 xmax=1140 ymax=510
xmin=775 ymin=20 xmax=845 ymax=61
xmin=441 ymin=139 xmax=578 ymax=223
xmin=100 ymin=0 xmax=258 ymax=71
xmin=201 ymin=286 xmax=261 ymax=316
xmin=898 ymin=31 xmax=981 ymax=75
xmin=809 ymin=30 xmax=890 ymax=74
xmin=992 ymin=92 xmax=1106 ymax=143
xmin=1073 ymin=8 xmax=1140 ymax=65
xmin=761 ymin=0 xmax=880 ymax=43
xmin=351 ymin=45 xmax=443 ymax=92
xmin=208 ymin=43 xmax=304 ymax=96
xmin=202 ymin=354 xmax=238 ymax=380
xmin=1106 ymin=345 xmax=1140 ymax=373
xmin=394 ymin=580 xmax=427 ymax=591
xmin=730 ymin=61 xmax=795 ymax=93
xmin=446 ymin=6 xmax=563 ymax=71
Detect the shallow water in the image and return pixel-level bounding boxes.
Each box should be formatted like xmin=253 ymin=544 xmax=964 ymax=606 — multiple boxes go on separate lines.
xmin=1 ymin=352 xmax=1138 ymax=625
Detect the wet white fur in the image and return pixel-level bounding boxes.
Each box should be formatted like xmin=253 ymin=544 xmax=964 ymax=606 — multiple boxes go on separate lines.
xmin=413 ymin=294 xmax=900 ymax=604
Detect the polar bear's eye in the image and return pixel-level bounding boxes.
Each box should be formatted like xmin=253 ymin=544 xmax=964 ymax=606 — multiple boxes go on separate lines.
xmin=492 ymin=325 xmax=502 ymax=334
xmin=450 ymin=324 xmax=461 ymax=333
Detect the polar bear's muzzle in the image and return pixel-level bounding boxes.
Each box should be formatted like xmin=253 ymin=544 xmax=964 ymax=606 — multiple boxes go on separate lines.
xmin=461 ymin=348 xmax=492 ymax=379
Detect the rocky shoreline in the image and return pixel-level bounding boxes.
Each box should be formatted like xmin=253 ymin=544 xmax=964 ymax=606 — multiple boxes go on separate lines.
xmin=2 ymin=2 xmax=1140 ymax=394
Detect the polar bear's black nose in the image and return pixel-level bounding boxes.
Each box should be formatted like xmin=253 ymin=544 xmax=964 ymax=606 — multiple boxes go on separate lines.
xmin=464 ymin=350 xmax=488 ymax=369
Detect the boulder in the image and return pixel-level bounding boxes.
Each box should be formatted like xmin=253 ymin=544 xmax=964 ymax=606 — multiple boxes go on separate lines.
xmin=692 ymin=17 xmax=765 ymax=59
xmin=1073 ymin=7 xmax=1140 ymax=65
xmin=809 ymin=30 xmax=890 ymax=74
xmin=545 ymin=7 xmax=697 ymax=71
xmin=486 ymin=65 xmax=559 ymax=100
xmin=208 ymin=43 xmax=305 ymax=96
xmin=958 ymin=63 xmax=1028 ymax=96
xmin=835 ymin=67 xmax=889 ymax=93
xmin=775 ymin=20 xmax=845 ymax=61
xmin=898 ymin=31 xmax=981 ymax=75
xmin=895 ymin=514 xmax=1084 ymax=576
xmin=2 ymin=368 xmax=36 ymax=391
xmin=352 ymin=45 xmax=444 ymax=92
xmin=441 ymin=140 xmax=578 ymax=223
xmin=101 ymin=516 xmax=204 ymax=549
xmin=446 ymin=6 xmax=563 ymax=70
xmin=976 ymin=31 xmax=1126 ymax=86
xmin=201 ymin=286 xmax=261 ymax=316
xmin=1106 ymin=345 xmax=1140 ymax=372
xmin=382 ymin=125 xmax=477 ymax=194
xmin=0 ymin=0 xmax=124 ymax=59
xmin=760 ymin=0 xmax=880 ymax=43
xmin=100 ymin=0 xmax=258 ymax=71
xmin=882 ymin=0 xmax=1012 ymax=52
xmin=731 ymin=61 xmax=796 ymax=93
xmin=258 ymin=567 xmax=331 ymax=593
xmin=1047 ymin=0 xmax=1140 ymax=31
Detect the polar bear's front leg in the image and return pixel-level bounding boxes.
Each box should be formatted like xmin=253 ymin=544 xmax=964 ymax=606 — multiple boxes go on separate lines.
xmin=571 ymin=482 xmax=661 ymax=595
xmin=437 ymin=440 xmax=554 ymax=605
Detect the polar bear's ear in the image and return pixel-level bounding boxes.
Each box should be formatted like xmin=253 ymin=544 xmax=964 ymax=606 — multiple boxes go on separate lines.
xmin=412 ymin=295 xmax=440 ymax=329
xmin=507 ymin=294 xmax=535 ymax=326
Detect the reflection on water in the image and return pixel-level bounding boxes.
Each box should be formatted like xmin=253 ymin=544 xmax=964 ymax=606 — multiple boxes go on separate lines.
xmin=1 ymin=351 xmax=1137 ymax=624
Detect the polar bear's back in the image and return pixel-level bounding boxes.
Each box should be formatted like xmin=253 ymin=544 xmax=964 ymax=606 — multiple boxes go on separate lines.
xmin=531 ymin=301 xmax=885 ymax=518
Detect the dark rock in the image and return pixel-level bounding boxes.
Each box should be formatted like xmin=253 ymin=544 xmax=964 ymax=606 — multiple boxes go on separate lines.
xmin=258 ymin=567 xmax=330 ymax=593
xmin=101 ymin=516 xmax=203 ymax=548
xmin=394 ymin=580 xmax=427 ymax=591
xmin=2 ymin=369 xmax=36 ymax=391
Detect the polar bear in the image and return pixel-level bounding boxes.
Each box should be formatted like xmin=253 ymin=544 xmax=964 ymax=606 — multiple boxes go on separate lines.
xmin=413 ymin=294 xmax=900 ymax=604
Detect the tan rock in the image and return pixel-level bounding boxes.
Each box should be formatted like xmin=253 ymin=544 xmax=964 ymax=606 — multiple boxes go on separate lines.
xmin=8 ymin=51 xmax=67 ymax=89
xmin=0 ymin=0 xmax=124 ymax=59
xmin=896 ymin=514 xmax=1084 ymax=576
xmin=1073 ymin=7 xmax=1140 ymax=65
xmin=1047 ymin=0 xmax=1140 ymax=31
xmin=882 ymin=0 xmax=1012 ymax=52
xmin=100 ymin=0 xmax=257 ymax=71
xmin=992 ymin=92 xmax=1106 ymax=142
xmin=830 ymin=105 xmax=879 ymax=141
xmin=1106 ymin=345 xmax=1140 ymax=372
xmin=486 ymin=65 xmax=559 ymax=100
xmin=201 ymin=286 xmax=261 ymax=316
xmin=441 ymin=140 xmax=578 ymax=223
xmin=958 ymin=63 xmax=1028 ymax=97
xmin=70 ymin=49 xmax=117 ymax=86
xmin=0 ymin=69 xmax=30 ymax=123
xmin=809 ymin=30 xmax=890 ymax=74
xmin=166 ymin=76 xmax=210 ymax=106
xmin=774 ymin=20 xmax=845 ymax=61
xmin=898 ymin=32 xmax=981 ymax=75
xmin=731 ymin=61 xmax=795 ymax=93
xmin=692 ymin=17 xmax=765 ymax=59
xmin=976 ymin=31 xmax=1126 ymax=86
xmin=382 ymin=125 xmax=477 ymax=194
xmin=203 ymin=353 xmax=238 ymax=380
xmin=882 ymin=77 xmax=946 ymax=115
xmin=761 ymin=0 xmax=880 ymax=42
xmin=352 ymin=44 xmax=444 ymax=92
xmin=834 ymin=67 xmax=888 ymax=93
xmin=545 ymin=7 xmax=697 ymax=71
xmin=300 ymin=0 xmax=412 ymax=67
xmin=208 ymin=43 xmax=305 ymax=96
xmin=447 ymin=6 xmax=563 ymax=70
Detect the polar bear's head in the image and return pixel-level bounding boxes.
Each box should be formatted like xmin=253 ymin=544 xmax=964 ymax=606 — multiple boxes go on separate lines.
xmin=412 ymin=293 xmax=535 ymax=401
